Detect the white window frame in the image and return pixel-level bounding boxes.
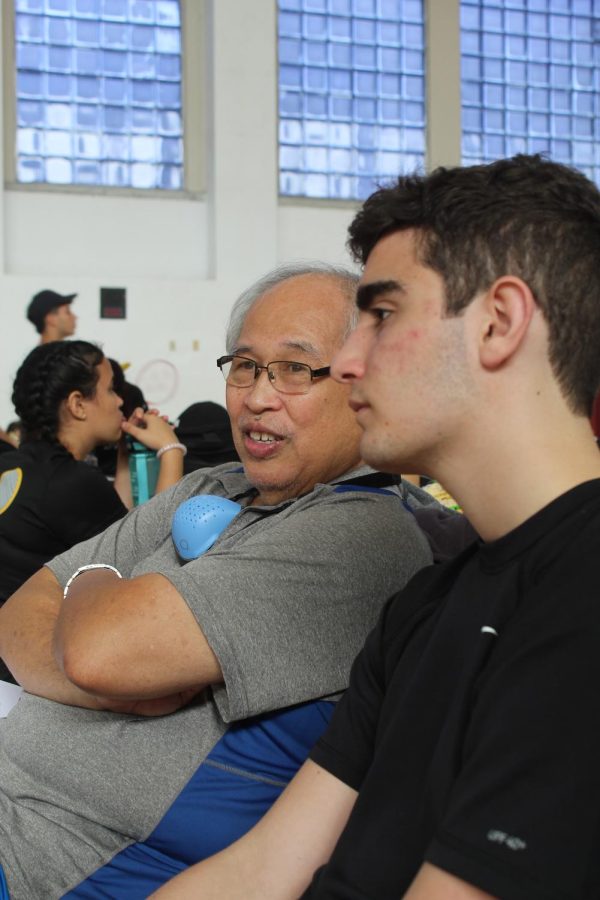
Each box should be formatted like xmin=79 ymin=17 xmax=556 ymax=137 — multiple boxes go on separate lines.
xmin=2 ymin=0 xmax=205 ymax=197
xmin=277 ymin=0 xmax=462 ymax=208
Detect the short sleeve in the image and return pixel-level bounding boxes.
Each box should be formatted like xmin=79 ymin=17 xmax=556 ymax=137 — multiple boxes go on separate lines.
xmin=309 ymin=607 xmax=388 ymax=791
xmin=161 ymin=489 xmax=433 ymax=721
xmin=427 ymin=581 xmax=600 ymax=900
xmin=46 ymin=469 xmax=217 ymax=584
xmin=309 ymin=565 xmax=441 ymax=792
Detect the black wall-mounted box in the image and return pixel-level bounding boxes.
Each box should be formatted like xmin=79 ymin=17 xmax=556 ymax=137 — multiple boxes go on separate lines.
xmin=100 ymin=287 xmax=126 ymax=319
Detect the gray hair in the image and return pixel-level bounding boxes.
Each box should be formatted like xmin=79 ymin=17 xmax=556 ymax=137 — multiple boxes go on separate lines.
xmin=225 ymin=261 xmax=360 ymax=354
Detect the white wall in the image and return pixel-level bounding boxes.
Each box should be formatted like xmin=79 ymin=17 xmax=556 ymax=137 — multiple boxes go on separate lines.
xmin=0 ymin=0 xmax=360 ymax=426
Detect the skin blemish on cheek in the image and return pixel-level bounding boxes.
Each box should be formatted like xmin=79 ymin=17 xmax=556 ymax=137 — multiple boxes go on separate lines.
xmin=388 ymin=332 xmax=420 ymax=358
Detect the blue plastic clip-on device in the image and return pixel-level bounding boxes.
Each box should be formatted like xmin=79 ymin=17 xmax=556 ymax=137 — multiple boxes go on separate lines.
xmin=171 ymin=495 xmax=241 ymax=560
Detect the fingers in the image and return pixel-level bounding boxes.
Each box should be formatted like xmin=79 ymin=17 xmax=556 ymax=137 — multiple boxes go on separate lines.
xmin=121 ymin=410 xmax=178 ymax=452
xmin=127 ymin=407 xmax=146 ymax=427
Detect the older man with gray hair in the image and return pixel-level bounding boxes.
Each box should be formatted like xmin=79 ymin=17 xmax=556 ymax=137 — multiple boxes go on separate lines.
xmin=0 ymin=263 xmax=436 ymax=899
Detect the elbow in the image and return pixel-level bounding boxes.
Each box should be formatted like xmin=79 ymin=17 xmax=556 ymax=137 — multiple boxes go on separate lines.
xmin=55 ymin=631 xmax=118 ymax=696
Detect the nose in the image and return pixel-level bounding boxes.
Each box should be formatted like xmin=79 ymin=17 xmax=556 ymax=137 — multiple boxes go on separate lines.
xmin=116 ymin=393 xmax=124 ymax=409
xmin=331 ymin=324 xmax=369 ymax=384
xmin=240 ymin=368 xmax=284 ymax=412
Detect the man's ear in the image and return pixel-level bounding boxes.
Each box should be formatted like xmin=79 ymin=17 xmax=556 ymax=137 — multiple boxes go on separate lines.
xmin=478 ymin=276 xmax=536 ymax=370
xmin=64 ymin=390 xmax=87 ymax=421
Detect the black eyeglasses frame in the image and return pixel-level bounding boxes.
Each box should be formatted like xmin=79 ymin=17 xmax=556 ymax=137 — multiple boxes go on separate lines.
xmin=216 ymin=355 xmax=331 ymax=394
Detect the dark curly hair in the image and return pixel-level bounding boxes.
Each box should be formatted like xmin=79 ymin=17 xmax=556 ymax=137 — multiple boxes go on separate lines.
xmin=348 ymin=154 xmax=600 ymax=416
xmin=12 ymin=341 xmax=104 ymax=444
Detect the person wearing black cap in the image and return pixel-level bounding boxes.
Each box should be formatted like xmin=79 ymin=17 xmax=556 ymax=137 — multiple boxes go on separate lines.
xmin=27 ymin=288 xmax=77 ymax=343
xmin=175 ymin=401 xmax=240 ymax=474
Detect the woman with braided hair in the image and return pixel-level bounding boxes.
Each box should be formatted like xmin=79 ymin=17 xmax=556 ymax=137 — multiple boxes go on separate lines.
xmin=0 ymin=341 xmax=184 ymax=616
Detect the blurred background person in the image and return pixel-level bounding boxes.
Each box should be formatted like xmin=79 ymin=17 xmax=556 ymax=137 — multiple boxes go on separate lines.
xmin=95 ymin=359 xmax=148 ymax=479
xmin=26 ymin=289 xmax=77 ymax=344
xmin=4 ymin=421 xmax=22 ymax=447
xmin=175 ymin=401 xmax=239 ymax=474
xmin=0 ymin=340 xmax=184 ymax=617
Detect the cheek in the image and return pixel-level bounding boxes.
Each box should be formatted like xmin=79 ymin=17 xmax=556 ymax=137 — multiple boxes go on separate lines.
xmin=388 ymin=328 xmax=422 ymax=355
xmin=225 ymin=389 xmax=242 ymax=421
xmin=376 ymin=329 xmax=424 ymax=376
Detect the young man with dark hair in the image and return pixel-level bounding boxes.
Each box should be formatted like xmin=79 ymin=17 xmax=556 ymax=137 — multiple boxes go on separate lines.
xmin=154 ymin=154 xmax=600 ymax=900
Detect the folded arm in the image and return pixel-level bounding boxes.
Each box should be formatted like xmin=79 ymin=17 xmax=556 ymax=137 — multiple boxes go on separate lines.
xmin=0 ymin=567 xmax=104 ymax=707
xmin=0 ymin=564 xmax=221 ymax=712
xmin=54 ymin=567 xmax=222 ymax=700
xmin=150 ymin=759 xmax=357 ymax=899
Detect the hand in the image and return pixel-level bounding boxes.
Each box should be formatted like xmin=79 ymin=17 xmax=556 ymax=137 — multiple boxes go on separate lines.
xmin=93 ymin=686 xmax=203 ymax=717
xmin=121 ymin=407 xmax=178 ymax=453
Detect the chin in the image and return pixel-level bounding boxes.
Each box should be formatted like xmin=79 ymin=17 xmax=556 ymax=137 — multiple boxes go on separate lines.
xmin=361 ymin=438 xmax=406 ymax=476
xmin=244 ymin=463 xmax=286 ymax=488
xmin=245 ymin=465 xmax=298 ymax=496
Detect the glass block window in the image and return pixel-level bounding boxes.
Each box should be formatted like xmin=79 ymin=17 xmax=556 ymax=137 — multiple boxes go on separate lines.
xmin=461 ymin=0 xmax=600 ymax=185
xmin=14 ymin=0 xmax=183 ymax=190
xmin=278 ymin=0 xmax=426 ymax=200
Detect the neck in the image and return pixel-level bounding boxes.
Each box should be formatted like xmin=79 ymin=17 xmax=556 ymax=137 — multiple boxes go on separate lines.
xmin=250 ymin=459 xmax=364 ymax=507
xmin=431 ymin=408 xmax=600 ymax=543
xmin=40 ymin=325 xmax=64 ymax=343
xmin=57 ymin=426 xmax=94 ymax=461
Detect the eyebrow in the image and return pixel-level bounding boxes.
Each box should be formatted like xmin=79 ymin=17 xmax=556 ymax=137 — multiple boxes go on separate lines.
xmin=233 ymin=340 xmax=322 ymax=359
xmin=356 ymin=280 xmax=406 ymax=310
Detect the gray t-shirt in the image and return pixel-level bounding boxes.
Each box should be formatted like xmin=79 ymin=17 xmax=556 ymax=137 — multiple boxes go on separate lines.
xmin=0 ymin=464 xmax=434 ymax=899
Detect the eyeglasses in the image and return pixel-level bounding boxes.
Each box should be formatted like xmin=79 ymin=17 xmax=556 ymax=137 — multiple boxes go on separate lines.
xmin=216 ymin=355 xmax=330 ymax=395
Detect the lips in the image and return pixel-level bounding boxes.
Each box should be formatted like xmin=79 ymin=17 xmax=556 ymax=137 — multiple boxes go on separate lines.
xmin=348 ymin=396 xmax=369 ymax=414
xmin=240 ymin=425 xmax=286 ymax=459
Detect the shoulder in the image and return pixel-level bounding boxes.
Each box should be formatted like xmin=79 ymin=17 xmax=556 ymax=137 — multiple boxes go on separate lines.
xmin=0 ymin=440 xmax=72 ymax=482
xmin=305 ymin=471 xmax=431 ymax=538
xmin=516 ymin=485 xmax=600 ymax=609
xmin=46 ymin=452 xmax=125 ymax=518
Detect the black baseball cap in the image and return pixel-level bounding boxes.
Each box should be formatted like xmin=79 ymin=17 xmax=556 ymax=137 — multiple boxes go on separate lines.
xmin=27 ymin=290 xmax=76 ymax=331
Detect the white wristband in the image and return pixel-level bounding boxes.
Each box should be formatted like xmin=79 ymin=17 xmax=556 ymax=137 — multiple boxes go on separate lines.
xmin=156 ymin=442 xmax=187 ymax=459
xmin=63 ymin=563 xmax=122 ymax=599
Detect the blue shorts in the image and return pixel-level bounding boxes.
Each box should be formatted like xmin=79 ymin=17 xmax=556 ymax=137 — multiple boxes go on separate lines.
xmin=0 ymin=863 xmax=9 ymax=899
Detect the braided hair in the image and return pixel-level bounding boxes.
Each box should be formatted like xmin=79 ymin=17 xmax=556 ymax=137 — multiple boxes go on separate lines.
xmin=12 ymin=341 xmax=104 ymax=444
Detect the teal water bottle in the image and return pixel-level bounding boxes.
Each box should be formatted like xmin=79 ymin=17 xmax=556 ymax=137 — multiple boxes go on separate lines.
xmin=127 ymin=439 xmax=159 ymax=505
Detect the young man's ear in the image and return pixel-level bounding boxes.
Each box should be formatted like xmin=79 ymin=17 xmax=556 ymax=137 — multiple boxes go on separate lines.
xmin=65 ymin=390 xmax=87 ymax=421
xmin=478 ymin=276 xmax=536 ymax=370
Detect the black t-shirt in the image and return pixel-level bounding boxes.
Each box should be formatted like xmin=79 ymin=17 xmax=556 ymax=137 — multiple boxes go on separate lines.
xmin=305 ymin=480 xmax=600 ymax=900
xmin=0 ymin=439 xmax=126 ymax=603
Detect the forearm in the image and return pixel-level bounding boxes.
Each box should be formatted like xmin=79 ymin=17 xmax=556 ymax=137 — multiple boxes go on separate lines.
xmin=149 ymin=841 xmax=271 ymax=900
xmin=403 ymin=863 xmax=497 ymax=899
xmin=55 ymin=569 xmax=221 ymax=699
xmin=0 ymin=567 xmax=104 ymax=708
xmin=151 ymin=760 xmax=356 ymax=899
xmin=113 ymin=439 xmax=133 ymax=508
xmin=155 ymin=444 xmax=185 ymax=495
